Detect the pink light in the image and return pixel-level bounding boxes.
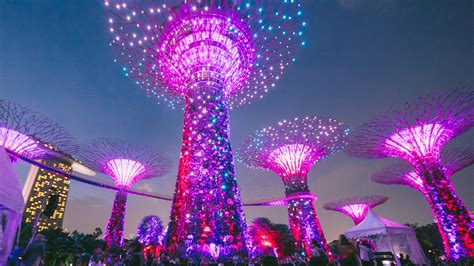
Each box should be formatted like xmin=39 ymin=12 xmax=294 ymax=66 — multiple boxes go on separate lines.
xmin=342 ymin=204 xmax=369 ymax=222
xmin=157 ymin=14 xmax=254 ymax=97
xmin=105 ymin=159 xmax=146 ymax=188
xmin=0 ymin=127 xmax=41 ymax=158
xmin=385 ymin=123 xmax=452 ymax=165
xmin=268 ymin=144 xmax=314 ymax=176
xmin=404 ymin=171 xmax=425 ymax=192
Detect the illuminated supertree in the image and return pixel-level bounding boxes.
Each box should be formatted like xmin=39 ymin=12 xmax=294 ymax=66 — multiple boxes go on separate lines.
xmin=103 ymin=0 xmax=306 ymax=255
xmin=80 ymin=139 xmax=171 ymax=249
xmin=0 ymin=100 xmax=76 ymax=161
xmin=346 ymin=88 xmax=474 ymax=260
xmin=238 ymin=117 xmax=349 ymax=257
xmin=372 ymin=147 xmax=474 ymax=193
xmin=323 ymin=195 xmax=388 ymax=225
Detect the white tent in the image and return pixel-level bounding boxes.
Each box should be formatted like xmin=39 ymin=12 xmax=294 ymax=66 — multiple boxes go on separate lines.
xmin=0 ymin=147 xmax=25 ymax=264
xmin=345 ymin=209 xmax=428 ymax=265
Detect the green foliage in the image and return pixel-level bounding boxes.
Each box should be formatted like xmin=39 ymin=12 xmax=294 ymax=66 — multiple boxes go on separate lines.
xmin=33 ymin=227 xmax=105 ymax=265
xmin=270 ymin=223 xmax=296 ymax=257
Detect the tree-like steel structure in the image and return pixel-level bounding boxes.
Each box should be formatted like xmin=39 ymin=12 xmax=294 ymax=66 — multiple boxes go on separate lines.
xmin=80 ymin=139 xmax=171 ymax=249
xmin=323 ymin=195 xmax=388 ymax=225
xmin=0 ymin=100 xmax=76 ymax=161
xmin=238 ymin=117 xmax=349 ymax=257
xmin=103 ymin=0 xmax=306 ymax=256
xmin=346 ymin=88 xmax=474 ymax=261
xmin=372 ymin=147 xmax=474 ymax=193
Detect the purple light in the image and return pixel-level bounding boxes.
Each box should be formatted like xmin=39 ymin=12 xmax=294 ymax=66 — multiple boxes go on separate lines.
xmin=0 ymin=100 xmax=76 ymax=160
xmin=268 ymin=144 xmax=314 ymax=177
xmin=104 ymin=0 xmax=306 ymax=108
xmin=103 ymin=1 xmax=307 ymax=257
xmin=0 ymin=128 xmax=40 ymax=158
xmin=323 ymin=195 xmax=388 ymax=225
xmin=372 ymin=146 xmax=474 ymax=193
xmin=347 ymin=88 xmax=474 ymax=260
xmin=342 ymin=204 xmax=368 ymax=221
xmin=238 ymin=116 xmax=349 ymax=257
xmin=79 ymin=139 xmax=171 ymax=249
xmin=385 ymin=123 xmax=452 ymax=166
xmin=105 ymin=159 xmax=146 ymax=188
xmin=239 ymin=117 xmax=349 ymax=183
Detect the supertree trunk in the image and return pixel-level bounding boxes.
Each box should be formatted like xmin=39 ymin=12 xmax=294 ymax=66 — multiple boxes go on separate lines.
xmin=285 ymin=179 xmax=330 ymax=258
xmin=166 ymin=84 xmax=247 ymax=257
xmin=104 ymin=190 xmax=127 ymax=249
xmin=419 ymin=164 xmax=474 ymax=260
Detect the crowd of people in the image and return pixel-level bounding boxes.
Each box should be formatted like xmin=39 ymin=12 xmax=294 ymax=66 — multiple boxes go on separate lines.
xmin=8 ymin=233 xmax=421 ymax=266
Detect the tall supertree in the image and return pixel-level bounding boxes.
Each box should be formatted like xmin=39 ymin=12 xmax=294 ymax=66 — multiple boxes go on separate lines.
xmin=346 ymin=88 xmax=474 ymax=260
xmin=372 ymin=147 xmax=474 ymax=193
xmin=103 ymin=0 xmax=306 ymax=255
xmin=238 ymin=117 xmax=349 ymax=257
xmin=0 ymin=100 xmax=76 ymax=161
xmin=80 ymin=139 xmax=171 ymax=249
xmin=323 ymin=195 xmax=388 ymax=225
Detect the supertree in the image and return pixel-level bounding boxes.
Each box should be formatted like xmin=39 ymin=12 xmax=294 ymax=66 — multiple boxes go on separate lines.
xmin=0 ymin=99 xmax=76 ymax=161
xmin=80 ymin=139 xmax=171 ymax=249
xmin=238 ymin=117 xmax=349 ymax=257
xmin=346 ymin=88 xmax=474 ymax=260
xmin=103 ymin=0 xmax=306 ymax=255
xmin=323 ymin=195 xmax=388 ymax=225
xmin=372 ymin=147 xmax=474 ymax=193
xmin=137 ymin=215 xmax=164 ymax=246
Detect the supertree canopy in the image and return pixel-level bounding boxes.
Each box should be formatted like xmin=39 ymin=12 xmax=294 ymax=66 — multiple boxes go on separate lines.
xmin=103 ymin=0 xmax=306 ymax=257
xmin=0 ymin=100 xmax=76 ymax=161
xmin=238 ymin=116 xmax=349 ymax=257
xmin=372 ymin=147 xmax=474 ymax=193
xmin=323 ymin=195 xmax=388 ymax=225
xmin=346 ymin=88 xmax=474 ymax=261
xmin=137 ymin=215 xmax=164 ymax=246
xmin=80 ymin=139 xmax=171 ymax=249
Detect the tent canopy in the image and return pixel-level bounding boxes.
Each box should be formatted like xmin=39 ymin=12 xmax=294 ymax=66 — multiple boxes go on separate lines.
xmin=345 ymin=209 xmax=428 ymax=265
xmin=345 ymin=209 xmax=412 ymax=237
xmin=0 ymin=147 xmax=25 ymax=264
xmin=0 ymin=147 xmax=24 ymax=213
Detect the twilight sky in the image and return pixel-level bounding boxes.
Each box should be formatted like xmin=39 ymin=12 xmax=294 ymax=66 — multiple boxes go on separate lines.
xmin=1 ymin=1 xmax=472 ymax=241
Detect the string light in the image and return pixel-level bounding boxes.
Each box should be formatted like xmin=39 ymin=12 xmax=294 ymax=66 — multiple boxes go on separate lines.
xmin=347 ymin=88 xmax=474 ymax=261
xmin=80 ymin=139 xmax=171 ymax=249
xmin=103 ymin=0 xmax=306 ymax=258
xmin=238 ymin=116 xmax=349 ymax=257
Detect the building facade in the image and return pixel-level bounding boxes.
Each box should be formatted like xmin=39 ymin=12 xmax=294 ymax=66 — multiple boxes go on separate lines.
xmin=22 ymin=159 xmax=72 ymax=231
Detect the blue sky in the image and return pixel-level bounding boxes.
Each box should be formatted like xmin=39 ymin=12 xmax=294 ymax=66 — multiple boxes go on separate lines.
xmin=1 ymin=0 xmax=472 ymax=241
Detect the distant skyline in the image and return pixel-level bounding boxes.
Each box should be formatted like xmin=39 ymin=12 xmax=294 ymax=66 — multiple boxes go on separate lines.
xmin=1 ymin=1 xmax=472 ymax=241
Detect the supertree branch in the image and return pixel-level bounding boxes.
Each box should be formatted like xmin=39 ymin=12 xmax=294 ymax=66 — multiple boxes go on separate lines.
xmin=104 ymin=0 xmax=306 ymax=109
xmin=0 ymin=100 xmax=77 ymax=160
xmin=238 ymin=116 xmax=349 ymax=194
xmin=79 ymin=138 xmax=171 ymax=248
xmin=323 ymin=195 xmax=388 ymax=225
xmin=347 ymin=88 xmax=474 ymax=261
xmin=238 ymin=116 xmax=349 ymax=257
xmin=346 ymin=88 xmax=473 ymax=167
xmin=104 ymin=1 xmax=307 ymax=258
xmin=441 ymin=147 xmax=474 ymax=177
xmin=371 ymin=147 xmax=474 ymax=193
xmin=79 ymin=138 xmax=171 ymax=188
